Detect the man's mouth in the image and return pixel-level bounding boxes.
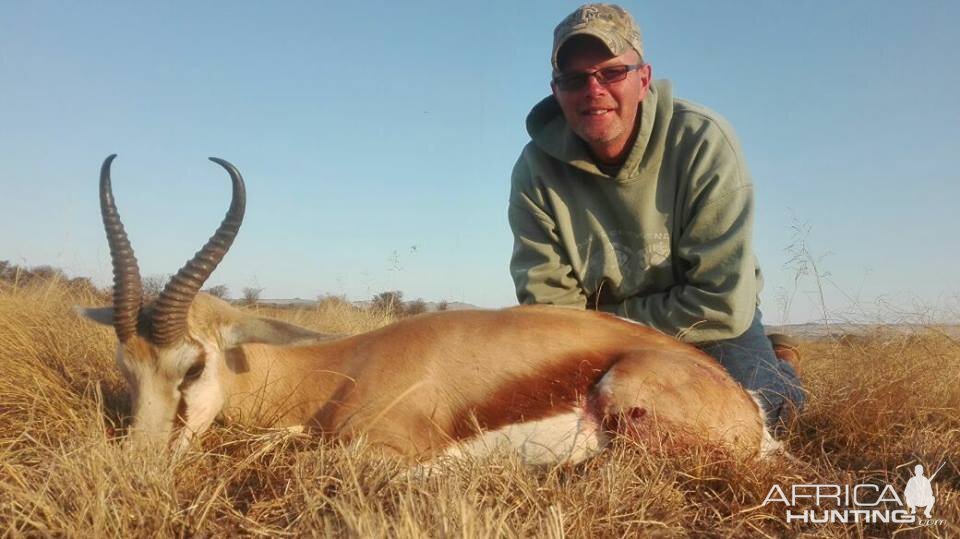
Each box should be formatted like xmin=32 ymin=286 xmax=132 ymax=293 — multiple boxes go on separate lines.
xmin=582 ymin=108 xmax=613 ymax=116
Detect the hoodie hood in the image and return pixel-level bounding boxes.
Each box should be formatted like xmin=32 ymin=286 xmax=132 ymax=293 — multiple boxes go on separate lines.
xmin=525 ymin=79 xmax=674 ymax=183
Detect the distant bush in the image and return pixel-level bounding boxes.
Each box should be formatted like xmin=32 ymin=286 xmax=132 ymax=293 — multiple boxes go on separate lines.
xmin=242 ymin=287 xmax=264 ymax=306
xmin=204 ymin=284 xmax=230 ymax=300
xmin=0 ymin=260 xmax=103 ymax=299
xmin=142 ymin=275 xmax=170 ymax=298
xmin=404 ymin=299 xmax=427 ymax=316
xmin=371 ymin=290 xmax=404 ymax=316
xmin=370 ymin=291 xmax=432 ymax=317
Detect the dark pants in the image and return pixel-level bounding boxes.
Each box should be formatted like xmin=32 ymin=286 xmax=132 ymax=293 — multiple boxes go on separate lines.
xmin=697 ymin=310 xmax=806 ymax=432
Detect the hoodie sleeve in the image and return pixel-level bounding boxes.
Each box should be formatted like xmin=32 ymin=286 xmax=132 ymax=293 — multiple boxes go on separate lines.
xmin=508 ymin=155 xmax=588 ymax=308
xmin=600 ymin=120 xmax=759 ymax=343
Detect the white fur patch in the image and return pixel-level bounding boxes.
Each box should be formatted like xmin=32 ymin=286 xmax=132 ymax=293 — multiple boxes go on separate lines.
xmin=595 ymin=366 xmax=617 ymax=402
xmin=444 ymin=408 xmax=608 ymax=465
xmin=174 ymin=338 xmax=227 ymax=450
xmin=747 ymin=390 xmax=783 ymax=458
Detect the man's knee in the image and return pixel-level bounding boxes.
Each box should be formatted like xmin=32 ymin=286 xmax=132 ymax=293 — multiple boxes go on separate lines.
xmin=743 ymin=349 xmax=804 ymax=420
xmin=698 ymin=316 xmax=806 ymax=430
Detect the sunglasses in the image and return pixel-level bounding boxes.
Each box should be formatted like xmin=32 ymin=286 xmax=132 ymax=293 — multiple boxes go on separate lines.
xmin=552 ymin=64 xmax=643 ymax=92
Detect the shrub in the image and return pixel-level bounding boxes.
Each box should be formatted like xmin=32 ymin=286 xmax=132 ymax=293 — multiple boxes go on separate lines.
xmin=371 ymin=290 xmax=404 ymax=316
xmin=242 ymin=286 xmax=264 ymax=305
xmin=204 ymin=284 xmax=230 ymax=300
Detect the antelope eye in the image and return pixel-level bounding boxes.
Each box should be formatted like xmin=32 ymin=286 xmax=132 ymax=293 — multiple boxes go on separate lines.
xmin=184 ymin=361 xmax=205 ymax=381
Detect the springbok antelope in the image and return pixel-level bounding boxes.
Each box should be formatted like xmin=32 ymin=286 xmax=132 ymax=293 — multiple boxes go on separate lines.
xmin=80 ymin=155 xmax=776 ymax=464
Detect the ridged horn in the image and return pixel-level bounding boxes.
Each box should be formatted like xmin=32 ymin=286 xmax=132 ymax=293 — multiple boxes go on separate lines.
xmin=100 ymin=154 xmax=144 ymax=342
xmin=151 ymin=158 xmax=246 ymax=346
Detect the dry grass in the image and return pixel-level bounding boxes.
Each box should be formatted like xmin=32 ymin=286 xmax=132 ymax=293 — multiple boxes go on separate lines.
xmin=0 ymin=280 xmax=957 ymax=538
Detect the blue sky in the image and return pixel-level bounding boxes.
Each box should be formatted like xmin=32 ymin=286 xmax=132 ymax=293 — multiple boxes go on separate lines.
xmin=2 ymin=1 xmax=957 ymax=324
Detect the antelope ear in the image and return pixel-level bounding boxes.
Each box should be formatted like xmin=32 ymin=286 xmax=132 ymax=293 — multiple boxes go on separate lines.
xmin=75 ymin=306 xmax=114 ymax=326
xmin=227 ymin=315 xmax=330 ymax=347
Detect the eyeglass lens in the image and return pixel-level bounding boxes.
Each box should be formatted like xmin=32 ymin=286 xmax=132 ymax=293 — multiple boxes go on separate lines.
xmin=556 ymin=65 xmax=631 ymax=91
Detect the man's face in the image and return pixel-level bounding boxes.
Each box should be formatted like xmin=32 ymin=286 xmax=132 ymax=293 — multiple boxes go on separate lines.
xmin=551 ymin=38 xmax=651 ymax=162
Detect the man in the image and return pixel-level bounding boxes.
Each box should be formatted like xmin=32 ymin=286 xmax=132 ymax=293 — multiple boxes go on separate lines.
xmin=508 ymin=3 xmax=804 ymax=432
xmin=904 ymin=464 xmax=936 ymax=519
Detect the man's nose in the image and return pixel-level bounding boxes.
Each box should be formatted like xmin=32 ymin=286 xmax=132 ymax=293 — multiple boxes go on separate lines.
xmin=583 ymin=74 xmax=608 ymax=96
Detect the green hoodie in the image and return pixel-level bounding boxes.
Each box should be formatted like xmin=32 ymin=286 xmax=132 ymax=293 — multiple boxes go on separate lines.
xmin=508 ymin=80 xmax=761 ymax=343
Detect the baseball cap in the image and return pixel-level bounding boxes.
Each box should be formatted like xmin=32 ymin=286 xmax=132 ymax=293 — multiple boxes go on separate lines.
xmin=552 ymin=3 xmax=644 ymax=71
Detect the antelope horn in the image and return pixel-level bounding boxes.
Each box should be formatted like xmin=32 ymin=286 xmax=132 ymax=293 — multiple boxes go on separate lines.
xmin=100 ymin=154 xmax=144 ymax=342
xmin=151 ymin=158 xmax=246 ymax=346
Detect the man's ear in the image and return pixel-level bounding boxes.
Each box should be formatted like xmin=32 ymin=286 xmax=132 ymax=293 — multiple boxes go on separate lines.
xmin=637 ymin=63 xmax=653 ymax=100
xmin=226 ymin=315 xmax=332 ymax=347
xmin=75 ymin=306 xmax=114 ymax=326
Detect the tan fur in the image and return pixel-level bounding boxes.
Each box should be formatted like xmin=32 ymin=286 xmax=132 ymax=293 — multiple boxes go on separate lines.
xmin=191 ymin=298 xmax=766 ymax=461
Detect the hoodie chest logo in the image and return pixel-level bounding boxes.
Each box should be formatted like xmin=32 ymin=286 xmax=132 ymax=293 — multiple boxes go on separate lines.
xmin=576 ymin=231 xmax=671 ymax=293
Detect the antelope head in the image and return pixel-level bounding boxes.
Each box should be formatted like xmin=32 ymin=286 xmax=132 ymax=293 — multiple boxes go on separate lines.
xmin=80 ymin=154 xmax=248 ymax=451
